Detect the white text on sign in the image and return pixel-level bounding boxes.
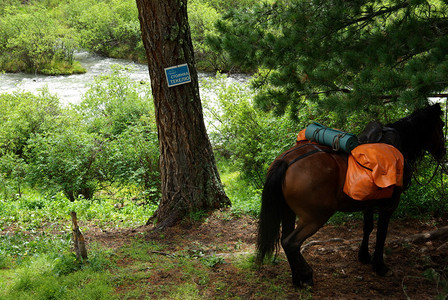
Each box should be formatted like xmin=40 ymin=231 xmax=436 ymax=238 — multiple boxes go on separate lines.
xmin=164 ymin=64 xmax=191 ymax=87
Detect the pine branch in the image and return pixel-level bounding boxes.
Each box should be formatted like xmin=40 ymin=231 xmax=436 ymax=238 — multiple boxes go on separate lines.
xmin=342 ymin=2 xmax=410 ymax=31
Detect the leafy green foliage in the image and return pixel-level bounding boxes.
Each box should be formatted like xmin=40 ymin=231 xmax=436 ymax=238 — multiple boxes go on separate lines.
xmin=0 ymin=193 xmax=147 ymax=300
xmin=0 ymin=0 xmax=262 ymax=72
xmin=213 ymin=0 xmax=448 ymax=117
xmin=64 ymin=0 xmax=145 ymax=62
xmin=203 ymin=74 xmax=296 ymax=189
xmin=398 ymin=156 xmax=448 ymax=218
xmin=0 ymin=66 xmax=159 ymax=202
xmin=201 ymin=74 xmax=298 ymax=217
xmin=1 ymin=253 xmax=114 ymax=300
xmin=78 ymin=65 xmax=160 ymax=203
xmin=0 ymin=90 xmax=62 ymax=198
xmin=189 ymin=0 xmax=229 ymax=71
xmin=26 ymin=126 xmax=103 ymax=201
xmin=0 ymin=6 xmax=83 ymax=74
xmin=0 ymin=90 xmax=61 ymax=156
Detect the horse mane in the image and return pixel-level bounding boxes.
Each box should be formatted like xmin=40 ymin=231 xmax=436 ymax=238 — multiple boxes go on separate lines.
xmin=387 ymin=103 xmax=443 ymax=163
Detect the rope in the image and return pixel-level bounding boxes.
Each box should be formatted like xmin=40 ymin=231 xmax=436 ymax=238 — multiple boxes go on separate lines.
xmin=310 ymin=126 xmax=349 ymax=152
xmin=311 ymin=127 xmax=325 ymax=143
xmin=413 ymin=162 xmax=440 ymax=186
xmin=332 ymin=132 xmax=347 ymax=152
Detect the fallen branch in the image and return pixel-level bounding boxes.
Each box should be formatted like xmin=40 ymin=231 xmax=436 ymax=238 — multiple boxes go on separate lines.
xmin=436 ymin=241 xmax=448 ymax=253
xmin=301 ymin=238 xmax=361 ymax=253
xmin=403 ymin=226 xmax=448 ymax=244
xmin=150 ymin=251 xmax=177 ymax=257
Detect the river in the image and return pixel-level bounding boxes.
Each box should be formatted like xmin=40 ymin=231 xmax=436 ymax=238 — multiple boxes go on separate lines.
xmin=0 ymin=52 xmax=249 ymax=105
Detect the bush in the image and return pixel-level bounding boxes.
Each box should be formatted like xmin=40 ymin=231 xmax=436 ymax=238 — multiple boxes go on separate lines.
xmin=0 ymin=90 xmax=62 ymax=198
xmin=78 ymin=65 xmax=160 ymax=202
xmin=0 ymin=65 xmax=160 ymax=203
xmin=102 ymin=120 xmax=160 ymax=203
xmin=65 ymin=0 xmax=145 ymax=62
xmin=0 ymin=90 xmax=62 ymax=156
xmin=21 ymin=66 xmax=160 ymax=202
xmin=0 ymin=153 xmax=27 ymax=200
xmin=189 ymin=0 xmax=230 ymax=71
xmin=398 ymin=155 xmax=448 ymax=218
xmin=0 ymin=6 xmax=82 ymax=74
xmin=202 ymin=74 xmax=296 ymax=189
xmin=26 ymin=126 xmax=103 ymax=201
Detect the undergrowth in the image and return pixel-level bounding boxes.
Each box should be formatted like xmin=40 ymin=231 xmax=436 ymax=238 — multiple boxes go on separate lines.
xmin=0 ymin=190 xmax=153 ymax=299
xmin=0 ymin=185 xmax=290 ymax=299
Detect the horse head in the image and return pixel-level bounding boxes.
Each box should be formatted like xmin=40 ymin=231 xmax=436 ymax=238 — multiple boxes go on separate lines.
xmin=421 ymin=103 xmax=446 ymax=162
xmin=388 ymin=103 xmax=446 ymax=163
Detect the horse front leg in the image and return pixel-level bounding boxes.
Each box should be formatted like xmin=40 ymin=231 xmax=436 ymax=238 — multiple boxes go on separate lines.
xmin=371 ymin=210 xmax=392 ymax=276
xmin=358 ymin=208 xmax=374 ymax=264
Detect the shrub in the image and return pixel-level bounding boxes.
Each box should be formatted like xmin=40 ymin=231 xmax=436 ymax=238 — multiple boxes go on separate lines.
xmin=0 ymin=90 xmax=62 ymax=156
xmin=78 ymin=65 xmax=160 ymax=202
xmin=0 ymin=6 xmax=82 ymax=74
xmin=202 ymin=74 xmax=296 ymax=189
xmin=26 ymin=126 xmax=104 ymax=201
xmin=0 ymin=91 xmax=62 ymax=198
xmin=189 ymin=0 xmax=230 ymax=71
xmin=65 ymin=0 xmax=145 ymax=62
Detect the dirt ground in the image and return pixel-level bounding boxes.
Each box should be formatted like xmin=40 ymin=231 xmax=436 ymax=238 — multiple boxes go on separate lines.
xmin=90 ymin=211 xmax=448 ymax=299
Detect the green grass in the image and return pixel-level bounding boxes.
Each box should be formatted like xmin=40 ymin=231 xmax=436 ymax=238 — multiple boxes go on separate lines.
xmin=0 ymin=191 xmax=155 ymax=231
xmin=220 ymin=170 xmax=261 ymax=217
xmin=0 ymin=253 xmax=114 ymax=300
xmin=0 ymin=189 xmax=154 ymax=299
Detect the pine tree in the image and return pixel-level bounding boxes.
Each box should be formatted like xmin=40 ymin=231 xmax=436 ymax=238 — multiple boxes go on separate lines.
xmin=211 ymin=0 xmax=448 ymax=119
xmin=136 ymin=0 xmax=230 ymax=227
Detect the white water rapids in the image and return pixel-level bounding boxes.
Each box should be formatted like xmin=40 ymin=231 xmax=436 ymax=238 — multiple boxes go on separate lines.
xmin=0 ymin=51 xmax=249 ymax=105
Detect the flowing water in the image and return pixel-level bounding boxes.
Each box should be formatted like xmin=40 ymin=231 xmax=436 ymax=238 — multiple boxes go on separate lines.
xmin=0 ymin=51 xmax=249 ymax=105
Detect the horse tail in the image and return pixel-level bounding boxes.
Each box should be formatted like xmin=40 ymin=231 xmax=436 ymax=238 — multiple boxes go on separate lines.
xmin=256 ymin=159 xmax=289 ymax=264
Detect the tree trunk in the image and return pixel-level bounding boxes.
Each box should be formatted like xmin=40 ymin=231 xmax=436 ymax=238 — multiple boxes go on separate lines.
xmin=71 ymin=211 xmax=88 ymax=260
xmin=136 ymin=0 xmax=230 ymax=228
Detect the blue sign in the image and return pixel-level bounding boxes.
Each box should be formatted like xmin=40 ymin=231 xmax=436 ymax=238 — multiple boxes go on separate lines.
xmin=164 ymin=63 xmax=191 ymax=87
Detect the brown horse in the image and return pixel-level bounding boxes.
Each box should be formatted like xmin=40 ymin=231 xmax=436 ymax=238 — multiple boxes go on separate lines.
xmin=256 ymin=104 xmax=446 ymax=288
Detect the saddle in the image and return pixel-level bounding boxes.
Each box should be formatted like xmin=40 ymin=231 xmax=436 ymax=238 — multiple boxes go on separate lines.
xmin=357 ymin=120 xmax=401 ymax=149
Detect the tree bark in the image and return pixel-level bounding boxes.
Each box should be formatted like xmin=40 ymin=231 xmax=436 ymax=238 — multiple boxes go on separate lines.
xmin=136 ymin=0 xmax=230 ymax=228
xmin=71 ymin=211 xmax=88 ymax=260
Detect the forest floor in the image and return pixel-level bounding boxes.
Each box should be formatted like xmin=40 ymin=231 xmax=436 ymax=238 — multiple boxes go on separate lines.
xmin=86 ymin=210 xmax=448 ymax=299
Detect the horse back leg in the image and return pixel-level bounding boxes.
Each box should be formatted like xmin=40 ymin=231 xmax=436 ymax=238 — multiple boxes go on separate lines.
xmin=281 ymin=204 xmax=296 ymax=241
xmin=281 ymin=214 xmax=331 ymax=288
xmin=358 ymin=208 xmax=374 ymax=264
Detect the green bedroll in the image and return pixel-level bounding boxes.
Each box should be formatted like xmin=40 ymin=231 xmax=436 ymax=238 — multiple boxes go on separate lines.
xmin=305 ymin=122 xmax=358 ymax=153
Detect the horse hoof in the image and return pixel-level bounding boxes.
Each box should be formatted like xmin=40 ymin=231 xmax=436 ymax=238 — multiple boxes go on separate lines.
xmin=302 ymin=277 xmax=314 ymax=288
xmin=373 ymin=264 xmax=389 ymax=276
xmin=358 ymin=251 xmax=371 ymax=264
xmin=292 ymin=276 xmax=314 ymax=289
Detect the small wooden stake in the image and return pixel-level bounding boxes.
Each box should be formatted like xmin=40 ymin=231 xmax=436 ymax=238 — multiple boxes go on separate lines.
xmin=71 ymin=211 xmax=88 ymax=260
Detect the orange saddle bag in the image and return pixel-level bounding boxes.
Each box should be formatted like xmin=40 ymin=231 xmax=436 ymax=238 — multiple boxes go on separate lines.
xmin=343 ymin=143 xmax=404 ymax=201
